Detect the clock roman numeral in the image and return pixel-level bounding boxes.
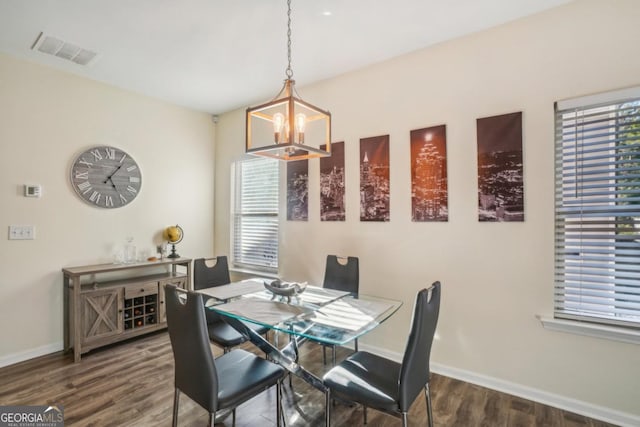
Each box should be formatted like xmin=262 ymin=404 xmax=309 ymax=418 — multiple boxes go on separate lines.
xmin=126 ymin=186 xmax=138 ymax=195
xmin=89 ymin=191 xmax=102 ymax=204
xmin=75 ymin=171 xmax=88 ymax=180
xmin=119 ymin=194 xmax=128 ymax=204
xmin=77 ymin=181 xmax=92 ymax=194
xmin=129 ymin=176 xmax=140 ymax=183
xmin=126 ymin=165 xmax=138 ymax=172
xmin=105 ymin=195 xmax=114 ymax=207
xmin=119 ymin=153 xmax=128 ymax=163
xmin=105 ymin=148 xmax=116 ymax=160
xmin=91 ymin=149 xmax=103 ymax=161
xmin=78 ymin=158 xmax=93 ymax=168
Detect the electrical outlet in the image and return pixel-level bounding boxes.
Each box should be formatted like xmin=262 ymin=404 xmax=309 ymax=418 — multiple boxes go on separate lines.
xmin=8 ymin=225 xmax=36 ymax=240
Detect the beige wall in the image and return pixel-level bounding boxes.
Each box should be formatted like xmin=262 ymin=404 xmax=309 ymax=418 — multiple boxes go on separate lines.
xmin=0 ymin=53 xmax=216 ymax=363
xmin=215 ymin=0 xmax=640 ymax=423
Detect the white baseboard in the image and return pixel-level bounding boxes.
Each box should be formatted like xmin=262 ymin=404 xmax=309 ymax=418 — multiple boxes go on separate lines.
xmin=0 ymin=342 xmax=63 ymax=369
xmin=358 ymin=343 xmax=639 ymax=427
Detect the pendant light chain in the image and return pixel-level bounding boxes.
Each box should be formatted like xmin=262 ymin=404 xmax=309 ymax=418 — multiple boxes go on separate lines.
xmin=285 ymin=0 xmax=293 ymax=79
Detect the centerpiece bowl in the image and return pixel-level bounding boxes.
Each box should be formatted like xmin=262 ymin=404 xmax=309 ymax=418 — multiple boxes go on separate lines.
xmin=264 ymin=279 xmax=307 ymax=303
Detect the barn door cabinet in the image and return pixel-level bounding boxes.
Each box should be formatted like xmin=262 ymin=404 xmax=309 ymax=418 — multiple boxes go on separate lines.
xmin=63 ymin=258 xmax=191 ymax=362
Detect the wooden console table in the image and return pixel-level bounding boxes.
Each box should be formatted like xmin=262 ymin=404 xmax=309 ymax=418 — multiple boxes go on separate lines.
xmin=63 ymin=258 xmax=191 ymax=362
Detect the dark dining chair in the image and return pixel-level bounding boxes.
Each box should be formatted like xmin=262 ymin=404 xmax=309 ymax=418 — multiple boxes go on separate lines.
xmin=323 ymin=282 xmax=441 ymax=427
xmin=165 ymin=284 xmax=285 ymax=427
xmin=194 ymin=256 xmax=231 ymax=288
xmin=193 ymin=257 xmax=269 ymax=353
xmin=323 ymin=255 xmax=359 ymax=293
xmin=322 ymin=255 xmax=359 ymax=365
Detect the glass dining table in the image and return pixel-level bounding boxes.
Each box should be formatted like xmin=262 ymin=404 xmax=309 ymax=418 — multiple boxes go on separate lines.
xmin=199 ymin=278 xmax=402 ymax=392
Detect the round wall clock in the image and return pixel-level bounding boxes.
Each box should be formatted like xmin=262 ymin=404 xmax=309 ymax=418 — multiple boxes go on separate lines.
xmin=70 ymin=145 xmax=142 ymax=209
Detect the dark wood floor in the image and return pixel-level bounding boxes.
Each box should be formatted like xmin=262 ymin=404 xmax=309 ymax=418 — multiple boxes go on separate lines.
xmin=0 ymin=332 xmax=617 ymax=426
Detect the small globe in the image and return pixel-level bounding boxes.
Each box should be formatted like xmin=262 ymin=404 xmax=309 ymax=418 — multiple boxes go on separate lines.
xmin=164 ymin=225 xmax=183 ymax=243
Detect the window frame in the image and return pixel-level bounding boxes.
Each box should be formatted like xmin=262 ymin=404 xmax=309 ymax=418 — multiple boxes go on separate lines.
xmin=552 ymin=86 xmax=640 ymax=336
xmin=230 ymin=157 xmax=280 ymax=274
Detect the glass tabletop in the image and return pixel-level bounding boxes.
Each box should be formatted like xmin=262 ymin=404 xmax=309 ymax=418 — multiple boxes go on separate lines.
xmin=207 ymin=285 xmax=402 ymax=346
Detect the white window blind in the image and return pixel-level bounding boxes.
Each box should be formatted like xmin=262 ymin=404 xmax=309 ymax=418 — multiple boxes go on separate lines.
xmin=554 ymin=87 xmax=640 ymax=329
xmin=232 ymin=157 xmax=279 ymax=272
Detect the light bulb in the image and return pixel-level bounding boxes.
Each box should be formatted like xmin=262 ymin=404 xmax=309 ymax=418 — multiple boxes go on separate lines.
xmin=283 ymin=119 xmax=290 ymax=143
xmin=295 ymin=113 xmax=306 ymax=143
xmin=273 ymin=113 xmax=285 ymax=142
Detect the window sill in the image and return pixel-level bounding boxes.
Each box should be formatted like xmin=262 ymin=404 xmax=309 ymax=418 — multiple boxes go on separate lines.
xmin=538 ymin=315 xmax=640 ymax=345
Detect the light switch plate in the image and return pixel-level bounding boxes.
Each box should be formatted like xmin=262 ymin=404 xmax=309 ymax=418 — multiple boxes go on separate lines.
xmin=8 ymin=225 xmax=35 ymax=240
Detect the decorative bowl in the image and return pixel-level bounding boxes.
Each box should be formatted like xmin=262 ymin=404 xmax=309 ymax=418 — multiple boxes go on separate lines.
xmin=264 ymin=280 xmax=307 ymax=302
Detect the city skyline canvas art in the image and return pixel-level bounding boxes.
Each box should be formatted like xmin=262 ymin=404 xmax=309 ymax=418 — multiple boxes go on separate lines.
xmin=320 ymin=141 xmax=346 ymax=221
xmin=360 ymin=135 xmax=390 ymax=222
xmin=287 ymin=159 xmax=308 ymax=221
xmin=411 ymin=125 xmax=448 ymax=221
xmin=476 ymin=111 xmax=524 ymax=222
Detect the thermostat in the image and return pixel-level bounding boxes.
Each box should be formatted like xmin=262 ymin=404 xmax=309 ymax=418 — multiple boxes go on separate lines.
xmin=24 ymin=184 xmax=42 ymax=198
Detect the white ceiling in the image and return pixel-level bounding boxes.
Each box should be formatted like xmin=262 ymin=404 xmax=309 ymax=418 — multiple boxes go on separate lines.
xmin=0 ymin=0 xmax=571 ymax=115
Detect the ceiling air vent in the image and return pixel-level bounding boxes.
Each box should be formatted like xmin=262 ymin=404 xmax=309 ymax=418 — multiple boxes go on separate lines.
xmin=31 ymin=32 xmax=97 ymax=66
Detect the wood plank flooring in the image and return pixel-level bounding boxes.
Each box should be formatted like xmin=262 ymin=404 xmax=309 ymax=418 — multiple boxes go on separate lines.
xmin=0 ymin=332 xmax=617 ymax=426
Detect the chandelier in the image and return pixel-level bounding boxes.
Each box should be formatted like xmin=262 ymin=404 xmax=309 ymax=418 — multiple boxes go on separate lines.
xmin=245 ymin=0 xmax=331 ymax=161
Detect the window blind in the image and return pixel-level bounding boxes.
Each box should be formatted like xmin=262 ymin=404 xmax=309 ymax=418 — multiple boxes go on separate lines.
xmin=554 ymin=87 xmax=640 ymax=328
xmin=232 ymin=157 xmax=279 ymax=271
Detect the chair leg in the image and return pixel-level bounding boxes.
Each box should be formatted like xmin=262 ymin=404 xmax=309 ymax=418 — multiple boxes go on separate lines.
xmin=425 ymin=383 xmax=433 ymax=427
xmin=363 ymin=405 xmax=367 ymax=424
xmin=276 ymin=380 xmax=283 ymax=427
xmin=172 ymin=388 xmax=180 ymax=427
xmin=323 ymin=345 xmax=327 ymax=365
xmin=332 ymin=345 xmax=336 ymax=366
xmin=325 ymin=389 xmax=331 ymax=427
xmin=232 ymin=408 xmax=236 ymax=426
xmin=208 ymin=411 xmax=215 ymax=427
xmin=354 ymin=338 xmax=358 ymax=352
xmin=401 ymin=412 xmax=408 ymax=427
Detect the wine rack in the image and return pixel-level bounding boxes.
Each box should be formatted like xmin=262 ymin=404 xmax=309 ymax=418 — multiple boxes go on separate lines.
xmin=124 ymin=294 xmax=158 ymax=330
